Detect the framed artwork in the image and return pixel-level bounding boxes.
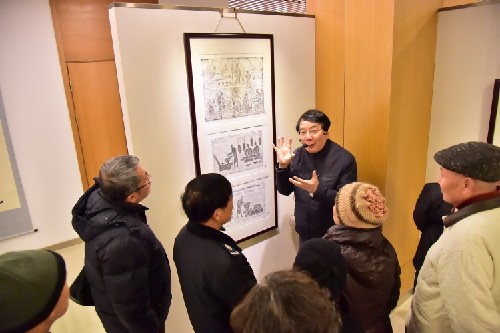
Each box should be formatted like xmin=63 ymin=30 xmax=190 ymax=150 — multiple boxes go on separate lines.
xmin=184 ymin=33 xmax=277 ymax=242
xmin=0 ymin=91 xmax=33 ymax=240
xmin=487 ymin=79 xmax=500 ymax=145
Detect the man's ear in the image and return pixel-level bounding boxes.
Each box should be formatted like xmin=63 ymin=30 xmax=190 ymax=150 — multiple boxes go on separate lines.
xmin=125 ymin=192 xmax=139 ymax=204
xmin=212 ymin=208 xmax=222 ymax=221
xmin=463 ymin=177 xmax=475 ymax=192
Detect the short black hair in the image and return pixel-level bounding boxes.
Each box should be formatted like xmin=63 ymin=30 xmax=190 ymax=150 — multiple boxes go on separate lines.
xmin=181 ymin=173 xmax=233 ymax=224
xmin=295 ymin=109 xmax=331 ymax=133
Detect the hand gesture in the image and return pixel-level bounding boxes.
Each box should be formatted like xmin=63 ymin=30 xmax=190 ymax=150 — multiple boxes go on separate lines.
xmin=289 ymin=170 xmax=319 ymax=194
xmin=273 ymin=136 xmax=295 ymax=168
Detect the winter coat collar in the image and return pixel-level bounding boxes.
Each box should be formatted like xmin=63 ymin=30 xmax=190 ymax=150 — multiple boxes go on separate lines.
xmin=186 ymin=221 xmax=242 ymax=252
xmin=323 ymin=224 xmax=384 ymax=246
xmin=72 ymin=181 xmax=148 ymax=241
xmin=443 ymin=193 xmax=500 ymax=228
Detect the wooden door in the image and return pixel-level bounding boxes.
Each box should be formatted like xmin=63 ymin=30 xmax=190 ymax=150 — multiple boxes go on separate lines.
xmin=50 ymin=0 xmax=157 ymax=189
xmin=67 ymin=61 xmax=128 ymax=186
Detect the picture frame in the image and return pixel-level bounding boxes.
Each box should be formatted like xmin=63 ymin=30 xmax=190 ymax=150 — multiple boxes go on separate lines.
xmin=487 ymin=79 xmax=500 ymax=145
xmin=0 ymin=91 xmax=33 ymax=240
xmin=184 ymin=33 xmax=277 ymax=242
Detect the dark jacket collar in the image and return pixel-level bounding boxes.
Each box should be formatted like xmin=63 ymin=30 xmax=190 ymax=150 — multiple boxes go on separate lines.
xmin=444 ymin=193 xmax=500 ymax=228
xmin=186 ymin=221 xmax=242 ymax=252
xmin=323 ymin=224 xmax=384 ymax=247
xmin=307 ymin=139 xmax=332 ymax=157
xmin=72 ymin=181 xmax=148 ymax=241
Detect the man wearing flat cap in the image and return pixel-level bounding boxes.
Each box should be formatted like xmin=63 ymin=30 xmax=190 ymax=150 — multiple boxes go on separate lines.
xmin=408 ymin=141 xmax=500 ymax=333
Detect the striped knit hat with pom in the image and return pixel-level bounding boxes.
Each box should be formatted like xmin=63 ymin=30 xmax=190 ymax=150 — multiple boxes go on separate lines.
xmin=335 ymin=182 xmax=389 ymax=228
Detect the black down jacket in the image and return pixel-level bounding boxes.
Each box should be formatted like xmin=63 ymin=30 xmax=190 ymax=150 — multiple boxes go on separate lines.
xmin=72 ymin=182 xmax=171 ymax=333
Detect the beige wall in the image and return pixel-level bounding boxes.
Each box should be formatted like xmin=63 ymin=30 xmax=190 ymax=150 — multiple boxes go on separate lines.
xmin=442 ymin=0 xmax=482 ymax=7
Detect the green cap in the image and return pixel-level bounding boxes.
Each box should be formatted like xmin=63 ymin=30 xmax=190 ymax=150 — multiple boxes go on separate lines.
xmin=0 ymin=250 xmax=66 ymax=333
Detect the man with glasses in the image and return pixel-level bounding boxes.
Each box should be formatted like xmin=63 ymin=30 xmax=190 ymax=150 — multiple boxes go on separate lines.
xmin=71 ymin=155 xmax=171 ymax=333
xmin=274 ymin=109 xmax=357 ymax=243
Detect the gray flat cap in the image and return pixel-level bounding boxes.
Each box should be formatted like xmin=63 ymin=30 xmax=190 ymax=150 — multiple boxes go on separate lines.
xmin=434 ymin=141 xmax=500 ymax=182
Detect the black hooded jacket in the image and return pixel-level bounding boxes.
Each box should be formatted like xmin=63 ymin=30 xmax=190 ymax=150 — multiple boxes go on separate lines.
xmin=72 ymin=181 xmax=171 ymax=333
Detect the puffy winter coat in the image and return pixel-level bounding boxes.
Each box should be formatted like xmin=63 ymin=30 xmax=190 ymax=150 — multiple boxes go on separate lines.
xmin=72 ymin=182 xmax=171 ymax=333
xmin=408 ymin=195 xmax=500 ymax=333
xmin=323 ymin=225 xmax=400 ymax=333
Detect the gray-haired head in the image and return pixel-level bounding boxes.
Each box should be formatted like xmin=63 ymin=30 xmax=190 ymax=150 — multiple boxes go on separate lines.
xmin=99 ymin=155 xmax=141 ymax=203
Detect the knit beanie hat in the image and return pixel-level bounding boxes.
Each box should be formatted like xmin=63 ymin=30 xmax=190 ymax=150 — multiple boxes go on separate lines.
xmin=335 ymin=182 xmax=389 ymax=228
xmin=0 ymin=250 xmax=66 ymax=333
xmin=434 ymin=141 xmax=500 ymax=182
xmin=293 ymin=238 xmax=347 ymax=301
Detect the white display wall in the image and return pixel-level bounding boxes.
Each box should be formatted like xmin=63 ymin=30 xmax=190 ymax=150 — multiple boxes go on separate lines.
xmin=0 ymin=0 xmax=82 ymax=253
xmin=426 ymin=2 xmax=500 ymax=182
xmin=109 ymin=4 xmax=315 ymax=332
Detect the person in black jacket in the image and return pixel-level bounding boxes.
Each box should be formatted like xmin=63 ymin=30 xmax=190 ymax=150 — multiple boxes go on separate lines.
xmin=412 ymin=182 xmax=452 ymax=289
xmin=174 ymin=173 xmax=257 ymax=333
xmin=273 ymin=109 xmax=357 ymax=243
xmin=71 ymin=155 xmax=171 ymax=333
xmin=293 ymin=239 xmax=363 ymax=333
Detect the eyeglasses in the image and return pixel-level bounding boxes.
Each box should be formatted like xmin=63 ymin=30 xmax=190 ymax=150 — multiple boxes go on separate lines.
xmin=298 ymin=127 xmax=323 ymax=137
xmin=135 ymin=173 xmax=152 ymax=192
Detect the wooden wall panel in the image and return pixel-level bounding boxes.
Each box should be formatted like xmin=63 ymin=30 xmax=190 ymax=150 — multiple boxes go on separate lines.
xmin=344 ymin=0 xmax=394 ymax=190
xmin=50 ymin=0 xmax=158 ymax=188
xmin=385 ymin=0 xmax=441 ymax=294
xmin=67 ymin=61 xmax=128 ymax=185
xmin=308 ymin=0 xmax=439 ymax=293
xmin=52 ymin=0 xmax=157 ymax=62
xmin=306 ymin=0 xmax=346 ymax=145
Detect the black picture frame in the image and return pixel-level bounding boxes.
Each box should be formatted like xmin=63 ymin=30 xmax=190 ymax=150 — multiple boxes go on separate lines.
xmin=184 ymin=33 xmax=277 ymax=242
xmin=487 ymin=79 xmax=500 ymax=145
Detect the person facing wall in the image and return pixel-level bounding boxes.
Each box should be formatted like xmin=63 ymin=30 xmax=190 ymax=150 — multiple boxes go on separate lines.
xmin=71 ymin=155 xmax=171 ymax=333
xmin=293 ymin=238 xmax=363 ymax=333
xmin=0 ymin=249 xmax=69 ymax=333
xmin=412 ymin=182 xmax=452 ymax=289
xmin=323 ymin=182 xmax=401 ymax=333
xmin=273 ymin=109 xmax=357 ymax=243
xmin=174 ymin=173 xmax=256 ymax=333
xmin=230 ymin=269 xmax=341 ymax=333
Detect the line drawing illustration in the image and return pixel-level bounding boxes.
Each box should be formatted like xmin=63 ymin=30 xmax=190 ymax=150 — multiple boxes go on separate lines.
xmin=184 ymin=33 xmax=277 ymax=242
xmin=225 ymin=179 xmax=267 ymax=231
xmin=202 ymin=57 xmax=265 ymax=121
xmin=212 ymin=129 xmax=263 ymax=175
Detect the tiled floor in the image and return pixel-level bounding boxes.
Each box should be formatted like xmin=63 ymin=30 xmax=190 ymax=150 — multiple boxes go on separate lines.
xmin=51 ymin=242 xmax=411 ymax=333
